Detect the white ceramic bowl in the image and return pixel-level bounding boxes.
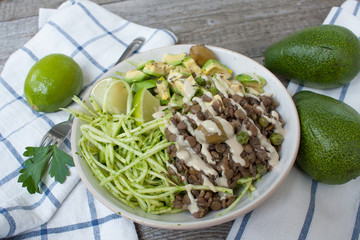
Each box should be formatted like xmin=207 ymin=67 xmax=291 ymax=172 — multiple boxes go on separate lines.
xmin=71 ymin=44 xmax=300 ymax=229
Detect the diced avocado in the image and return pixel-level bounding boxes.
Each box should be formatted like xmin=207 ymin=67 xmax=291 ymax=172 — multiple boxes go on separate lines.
xmin=123 ymin=70 xmax=150 ymax=83
xmin=162 ymin=53 xmax=187 ymax=66
xmin=183 ymin=76 xmax=198 ymax=102
xmin=143 ymin=61 xmax=172 ymax=77
xmin=172 ymin=80 xmax=185 ymax=95
xmin=132 ymin=79 xmax=157 ymax=92
xmin=156 ymin=77 xmax=171 ymax=101
xmin=175 ymin=66 xmax=191 ymax=77
xmin=245 ymin=86 xmax=264 ymax=95
xmin=183 ymin=56 xmax=202 ymax=76
xmin=167 ymin=70 xmax=187 ymax=95
xmin=202 ymin=59 xmax=232 ymax=79
xmin=235 ymin=73 xmax=266 ymax=88
xmin=229 ymin=81 xmax=245 ymax=95
xmin=136 ymin=60 xmax=154 ymax=70
xmin=168 ymin=93 xmax=184 ymax=109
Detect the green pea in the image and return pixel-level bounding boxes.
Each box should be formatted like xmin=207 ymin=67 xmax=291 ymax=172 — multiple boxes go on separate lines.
xmin=236 ymin=131 xmax=249 ymax=145
xmin=270 ymin=133 xmax=284 ymax=146
xmin=209 ymin=86 xmax=219 ymax=95
xmin=195 ymin=76 xmax=206 ymax=86
xmin=256 ymin=164 xmax=267 ymax=175
xmin=258 ymin=116 xmax=269 ymax=128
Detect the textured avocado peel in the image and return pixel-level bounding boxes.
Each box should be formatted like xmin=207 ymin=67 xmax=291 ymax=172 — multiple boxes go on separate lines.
xmin=264 ymin=25 xmax=360 ymax=89
xmin=293 ymin=91 xmax=360 ymax=184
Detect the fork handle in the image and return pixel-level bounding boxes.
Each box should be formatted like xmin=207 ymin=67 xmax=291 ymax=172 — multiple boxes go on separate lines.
xmin=114 ymin=37 xmax=145 ymax=65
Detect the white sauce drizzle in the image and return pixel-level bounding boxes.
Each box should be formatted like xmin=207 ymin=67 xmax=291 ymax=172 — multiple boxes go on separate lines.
xmin=192 ymin=97 xmax=217 ymax=116
xmin=225 ymin=136 xmax=246 ymax=166
xmin=176 ymin=149 xmax=218 ymax=176
xmin=185 ymin=185 xmax=199 ymax=214
xmin=167 ymin=163 xmax=186 ymax=181
xmin=248 ymin=119 xmax=280 ymax=167
xmin=215 ymin=166 xmax=229 ymax=187
xmin=201 ymin=120 xmax=222 ymax=135
xmin=202 ymin=174 xmax=217 ymax=192
xmin=194 ymin=129 xmax=215 ymax=165
xmin=183 ymin=76 xmax=197 ymax=104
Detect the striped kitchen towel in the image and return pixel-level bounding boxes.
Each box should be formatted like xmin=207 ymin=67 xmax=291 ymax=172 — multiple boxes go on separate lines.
xmin=0 ymin=0 xmax=177 ymax=238
xmin=228 ymin=1 xmax=360 ymax=240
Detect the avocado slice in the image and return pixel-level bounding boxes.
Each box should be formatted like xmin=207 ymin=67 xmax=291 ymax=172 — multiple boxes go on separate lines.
xmin=182 ymin=56 xmax=202 ymax=76
xmin=123 ymin=70 xmax=150 ymax=83
xmin=143 ymin=61 xmax=174 ymax=77
xmin=136 ymin=60 xmax=154 ymax=70
xmin=235 ymin=73 xmax=266 ymax=88
xmin=174 ymin=66 xmax=192 ymax=77
xmin=168 ymin=93 xmax=184 ymax=109
xmin=162 ymin=53 xmax=187 ymax=66
xmin=132 ymin=79 xmax=157 ymax=92
xmin=202 ymin=59 xmax=232 ymax=79
xmin=167 ymin=70 xmax=187 ymax=95
xmin=156 ymin=77 xmax=171 ymax=101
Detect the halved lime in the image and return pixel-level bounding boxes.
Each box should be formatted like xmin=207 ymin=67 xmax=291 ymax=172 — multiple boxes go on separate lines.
xmin=132 ymin=87 xmax=160 ymax=125
xmin=90 ymin=77 xmax=130 ymax=114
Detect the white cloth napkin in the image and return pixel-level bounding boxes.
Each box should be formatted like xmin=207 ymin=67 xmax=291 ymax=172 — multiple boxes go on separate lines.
xmin=228 ymin=1 xmax=360 ymax=240
xmin=0 ymin=0 xmax=177 ymax=238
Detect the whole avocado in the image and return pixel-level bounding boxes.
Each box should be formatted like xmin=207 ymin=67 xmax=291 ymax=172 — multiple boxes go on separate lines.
xmin=293 ymin=91 xmax=360 ymax=184
xmin=264 ymin=25 xmax=360 ymax=89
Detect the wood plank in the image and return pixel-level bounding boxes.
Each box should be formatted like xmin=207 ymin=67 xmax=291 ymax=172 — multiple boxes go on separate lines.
xmin=135 ymin=221 xmax=233 ymax=240
xmin=0 ymin=0 xmax=342 ymax=73
xmin=0 ymin=0 xmax=117 ymax=21
xmin=0 ymin=1 xmax=346 ymax=238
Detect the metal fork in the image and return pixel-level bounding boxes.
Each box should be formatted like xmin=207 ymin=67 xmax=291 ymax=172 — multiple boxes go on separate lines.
xmin=38 ymin=37 xmax=145 ymax=147
xmin=39 ymin=118 xmax=73 ymax=147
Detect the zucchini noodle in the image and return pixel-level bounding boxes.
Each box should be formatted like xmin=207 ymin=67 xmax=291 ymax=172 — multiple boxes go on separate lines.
xmin=66 ymin=96 xmax=233 ymax=214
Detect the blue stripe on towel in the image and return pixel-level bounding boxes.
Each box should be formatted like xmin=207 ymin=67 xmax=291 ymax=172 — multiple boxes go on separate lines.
xmin=70 ymin=21 xmax=131 ymax=59
xmin=354 ymin=1 xmax=360 ymax=16
xmin=5 ymin=181 xmax=58 ymax=212
xmin=0 ymin=206 xmax=17 ymax=237
xmin=0 ymin=166 xmax=22 ymax=187
xmin=0 ymin=97 xmax=22 ymax=112
xmin=40 ymin=223 xmax=48 ymax=240
xmin=339 ymin=82 xmax=350 ymax=102
xmin=352 ymin=201 xmax=360 ymax=240
xmin=234 ymin=211 xmax=253 ymax=240
xmin=159 ymin=28 xmax=178 ymax=44
xmin=329 ymin=7 xmax=342 ymax=24
xmin=77 ymin=2 xmax=128 ymax=47
xmin=41 ymin=182 xmax=61 ymax=208
xmin=298 ymin=180 xmax=318 ymax=240
xmin=0 ymin=76 xmax=55 ymax=128
xmin=48 ymin=21 xmax=108 ymax=73
xmin=10 ymin=213 xmax=121 ymax=239
xmin=0 ymin=132 xmax=25 ymax=166
xmin=20 ymin=46 xmax=39 ymax=62
xmin=87 ymin=190 xmax=101 ymax=240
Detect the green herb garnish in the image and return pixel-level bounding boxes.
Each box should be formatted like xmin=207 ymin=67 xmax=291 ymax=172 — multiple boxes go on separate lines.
xmin=18 ymin=145 xmax=74 ymax=194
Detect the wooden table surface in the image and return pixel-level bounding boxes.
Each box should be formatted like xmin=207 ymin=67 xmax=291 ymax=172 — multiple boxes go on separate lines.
xmin=0 ymin=0 xmax=344 ymax=239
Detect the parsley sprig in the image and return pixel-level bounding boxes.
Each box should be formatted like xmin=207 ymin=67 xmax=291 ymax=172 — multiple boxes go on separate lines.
xmin=18 ymin=145 xmax=74 ymax=194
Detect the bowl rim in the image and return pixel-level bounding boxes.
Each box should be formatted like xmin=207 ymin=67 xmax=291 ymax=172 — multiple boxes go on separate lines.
xmin=71 ymin=44 xmax=300 ymax=229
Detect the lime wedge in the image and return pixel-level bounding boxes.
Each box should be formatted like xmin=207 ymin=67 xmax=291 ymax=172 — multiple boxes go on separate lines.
xmin=90 ymin=77 xmax=130 ymax=114
xmin=132 ymin=87 xmax=160 ymax=125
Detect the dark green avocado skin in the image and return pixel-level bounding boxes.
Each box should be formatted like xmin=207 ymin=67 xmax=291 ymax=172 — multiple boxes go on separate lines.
xmin=264 ymin=25 xmax=360 ymax=89
xmin=293 ymin=91 xmax=360 ymax=184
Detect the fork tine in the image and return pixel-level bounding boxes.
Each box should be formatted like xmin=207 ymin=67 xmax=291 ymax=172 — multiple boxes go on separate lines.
xmin=38 ymin=119 xmax=73 ymax=148
xmin=39 ymin=135 xmax=50 ymax=147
